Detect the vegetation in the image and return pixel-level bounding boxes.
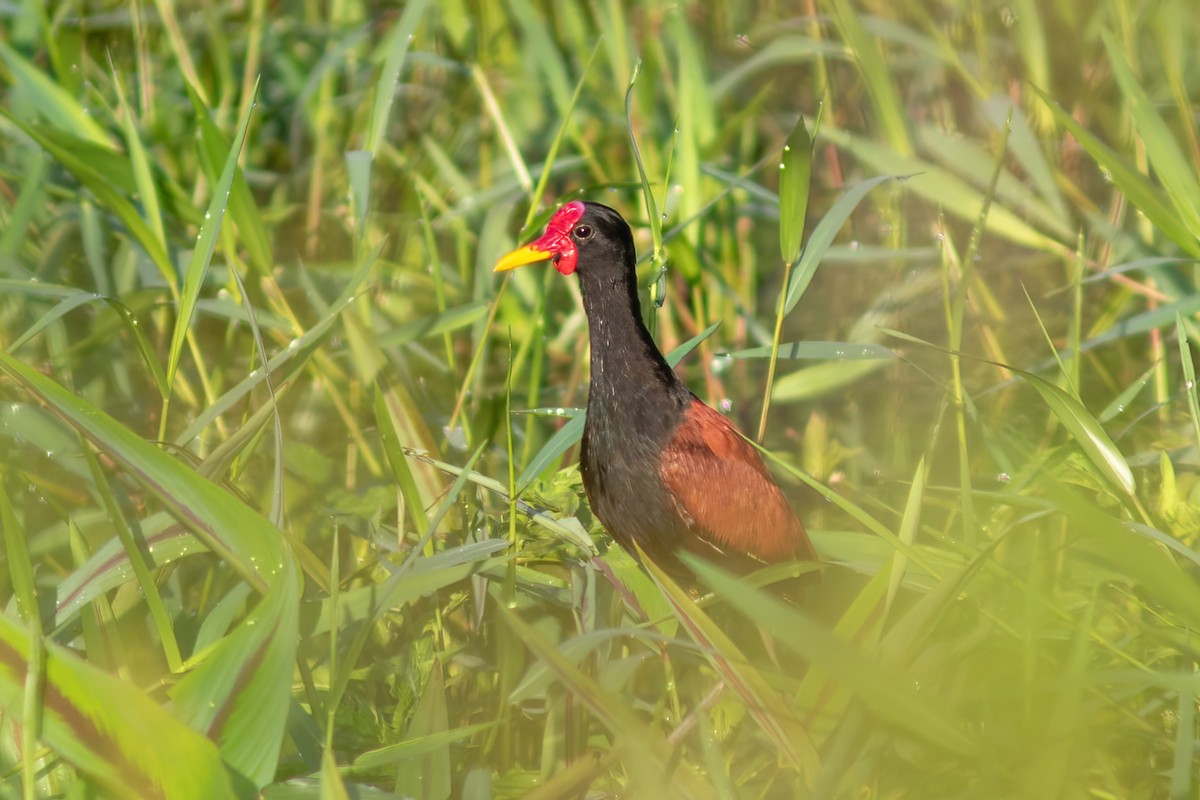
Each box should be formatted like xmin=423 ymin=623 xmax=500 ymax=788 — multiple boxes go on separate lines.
xmin=1 ymin=0 xmax=1199 ymax=797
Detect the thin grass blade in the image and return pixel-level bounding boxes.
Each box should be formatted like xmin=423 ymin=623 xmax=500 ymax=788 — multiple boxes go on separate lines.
xmin=687 ymin=557 xmax=976 ymax=758
xmin=784 ymin=174 xmax=895 ymax=315
xmin=166 ymin=78 xmax=260 ymax=388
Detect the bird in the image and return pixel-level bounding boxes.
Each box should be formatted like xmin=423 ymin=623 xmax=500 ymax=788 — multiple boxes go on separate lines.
xmin=494 ymin=201 xmax=817 ymax=582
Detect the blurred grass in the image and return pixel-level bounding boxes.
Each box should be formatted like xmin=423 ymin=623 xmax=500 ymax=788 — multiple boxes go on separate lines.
xmin=1 ymin=1 xmax=1199 ymax=798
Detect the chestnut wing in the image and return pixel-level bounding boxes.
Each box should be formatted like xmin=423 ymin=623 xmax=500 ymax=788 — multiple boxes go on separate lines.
xmin=658 ymin=399 xmax=816 ymax=567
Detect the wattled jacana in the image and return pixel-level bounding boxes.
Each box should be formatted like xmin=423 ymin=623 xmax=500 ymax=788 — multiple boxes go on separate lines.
xmin=495 ymin=201 xmax=817 ymax=580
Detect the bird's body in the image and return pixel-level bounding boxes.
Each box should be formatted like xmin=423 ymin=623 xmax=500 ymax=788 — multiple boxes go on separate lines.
xmin=496 ymin=201 xmax=816 ymax=579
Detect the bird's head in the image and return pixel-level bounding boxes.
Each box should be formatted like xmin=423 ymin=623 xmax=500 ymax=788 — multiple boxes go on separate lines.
xmin=493 ymin=201 xmax=634 ymax=278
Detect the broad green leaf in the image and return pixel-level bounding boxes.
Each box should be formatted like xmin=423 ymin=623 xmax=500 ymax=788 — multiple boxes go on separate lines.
xmin=54 ymin=516 xmax=195 ymax=626
xmin=0 ymin=352 xmax=284 ymax=591
xmin=0 ymin=614 xmax=236 ymax=800
xmin=173 ymin=557 xmax=301 ymax=789
xmin=515 ymin=411 xmax=584 ymax=491
xmin=352 ymin=722 xmax=498 ymax=770
xmin=771 ymin=357 xmax=892 ymax=402
xmin=320 ymin=749 xmax=352 ymax=800
xmin=1017 ymin=370 xmax=1135 ymax=495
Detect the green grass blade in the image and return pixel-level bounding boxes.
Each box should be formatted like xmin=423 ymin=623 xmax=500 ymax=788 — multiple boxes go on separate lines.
xmin=374 ymin=302 xmax=490 ymax=348
xmin=497 ymin=603 xmax=717 ymax=799
xmin=515 ymin=411 xmax=584 ymax=491
xmin=80 ymin=445 xmax=183 ymax=672
xmin=1 ymin=115 xmax=175 ymax=283
xmin=783 ymin=174 xmax=894 ymax=315
xmin=822 ymin=0 xmax=912 ymax=156
xmin=185 ymin=82 xmax=274 ymax=277
xmin=364 ymin=0 xmax=432 ymax=157
xmin=1032 ymin=84 xmax=1200 ymax=257
xmin=779 ymin=114 xmax=815 ymax=266
xmin=374 ymin=384 xmax=431 ymax=539
xmin=887 ymin=455 xmax=927 ymax=612
xmin=639 ymin=549 xmax=822 ymax=776
xmin=722 ymin=341 xmax=896 ymax=360
xmin=1 ymin=479 xmax=44 ymax=799
xmin=110 ymin=58 xmax=167 ymax=254
xmin=174 ymin=242 xmax=379 ymax=447
xmin=54 ymin=516 xmax=198 ymax=627
xmin=166 ymin=78 xmax=260 ymax=389
xmin=687 ymin=558 xmax=977 ymax=758
xmin=1103 ymin=31 xmax=1200 ymax=240
xmin=1176 ymin=314 xmax=1200 ymax=455
xmin=0 ymin=40 xmax=112 ymax=146
xmin=1016 ymin=370 xmax=1135 ymax=495
xmin=820 ymin=124 xmax=1060 ymax=251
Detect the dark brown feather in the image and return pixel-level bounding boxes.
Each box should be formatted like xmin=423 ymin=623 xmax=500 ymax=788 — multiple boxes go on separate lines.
xmin=659 ymin=400 xmax=816 ymax=568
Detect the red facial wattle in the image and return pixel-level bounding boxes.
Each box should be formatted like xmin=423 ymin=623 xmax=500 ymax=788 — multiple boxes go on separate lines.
xmin=529 ymin=201 xmax=584 ymax=275
xmin=493 ymin=201 xmax=586 ymax=276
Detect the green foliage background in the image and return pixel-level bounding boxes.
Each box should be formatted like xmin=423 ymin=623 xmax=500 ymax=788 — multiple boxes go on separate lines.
xmin=1 ymin=1 xmax=1199 ymax=798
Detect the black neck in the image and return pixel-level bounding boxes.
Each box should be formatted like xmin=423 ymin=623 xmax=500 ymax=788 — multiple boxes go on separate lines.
xmin=578 ymin=263 xmax=687 ymax=423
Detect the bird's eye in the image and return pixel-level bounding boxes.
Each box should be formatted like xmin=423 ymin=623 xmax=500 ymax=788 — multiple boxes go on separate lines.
xmin=573 ymin=224 xmax=594 ymax=240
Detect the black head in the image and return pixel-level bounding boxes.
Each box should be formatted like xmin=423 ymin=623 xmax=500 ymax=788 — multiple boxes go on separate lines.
xmin=493 ymin=201 xmax=636 ymax=278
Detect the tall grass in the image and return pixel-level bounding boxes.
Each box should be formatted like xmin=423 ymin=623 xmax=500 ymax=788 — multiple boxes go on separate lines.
xmin=1 ymin=1 xmax=1198 ymax=798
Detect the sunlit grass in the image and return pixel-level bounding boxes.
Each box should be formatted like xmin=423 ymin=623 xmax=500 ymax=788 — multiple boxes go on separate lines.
xmin=1 ymin=1 xmax=1198 ymax=798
